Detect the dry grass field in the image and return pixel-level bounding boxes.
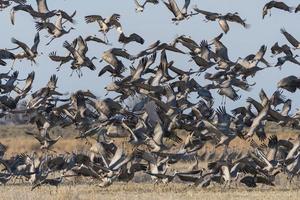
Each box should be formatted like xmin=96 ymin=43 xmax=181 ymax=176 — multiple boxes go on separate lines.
xmin=1 ymin=183 xmax=300 ymax=200
xmin=1 ymin=124 xmax=300 ymax=200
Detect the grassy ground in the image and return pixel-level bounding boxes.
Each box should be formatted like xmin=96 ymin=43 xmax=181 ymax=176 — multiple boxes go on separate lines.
xmin=1 ymin=183 xmax=300 ymax=200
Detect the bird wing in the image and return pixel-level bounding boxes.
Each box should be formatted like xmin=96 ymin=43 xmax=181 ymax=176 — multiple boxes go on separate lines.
xmin=85 ymin=35 xmax=107 ymax=45
xmin=129 ymin=33 xmax=145 ymax=44
xmin=36 ymin=0 xmax=49 ymax=13
xmin=218 ymin=18 xmax=229 ymax=34
xmin=31 ymin=32 xmax=40 ymax=53
xmin=246 ymin=101 xmax=270 ymax=138
xmin=84 ymin=15 xmax=104 ymax=23
xmin=163 ymin=0 xmax=180 ymax=17
xmin=16 ymin=71 xmax=35 ymax=96
xmin=153 ymin=122 xmax=164 ymax=146
xmin=281 ymin=28 xmax=300 ymax=48
xmin=0 ymin=49 xmax=15 ymax=59
xmin=49 ymin=51 xmax=71 ymax=62
xmin=11 ymin=37 xmax=30 ymax=52
xmin=193 ymin=7 xmax=219 ymax=17
xmin=181 ymin=0 xmax=190 ymax=14
xmin=273 ymin=2 xmax=292 ymax=12
xmin=76 ymin=36 xmax=88 ymax=56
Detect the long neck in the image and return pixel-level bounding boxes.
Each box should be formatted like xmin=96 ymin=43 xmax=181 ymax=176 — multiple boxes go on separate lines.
xmin=55 ymin=15 xmax=63 ymax=30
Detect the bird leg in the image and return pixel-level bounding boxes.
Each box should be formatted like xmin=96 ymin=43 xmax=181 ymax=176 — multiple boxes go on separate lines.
xmin=11 ymin=59 xmax=16 ymax=70
xmin=46 ymin=38 xmax=56 ymax=46
xmin=76 ymin=69 xmax=83 ymax=78
xmin=69 ymin=70 xmax=75 ymax=77
xmin=5 ymin=46 xmax=20 ymax=51
xmin=103 ymin=34 xmax=109 ymax=44
xmin=122 ymin=44 xmax=126 ymax=50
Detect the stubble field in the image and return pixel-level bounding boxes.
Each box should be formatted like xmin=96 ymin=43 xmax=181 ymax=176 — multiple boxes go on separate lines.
xmin=1 ymin=183 xmax=300 ymax=200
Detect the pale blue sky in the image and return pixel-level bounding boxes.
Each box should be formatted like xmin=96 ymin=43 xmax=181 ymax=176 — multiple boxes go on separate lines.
xmin=0 ymin=0 xmax=299 ymax=110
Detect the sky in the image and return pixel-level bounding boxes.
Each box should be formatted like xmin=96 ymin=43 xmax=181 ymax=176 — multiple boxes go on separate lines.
xmin=0 ymin=0 xmax=300 ymax=110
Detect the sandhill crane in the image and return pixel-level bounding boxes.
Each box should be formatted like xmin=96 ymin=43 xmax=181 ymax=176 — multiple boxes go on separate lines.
xmin=163 ymin=0 xmax=192 ymax=22
xmin=13 ymin=71 xmax=35 ymax=98
xmin=9 ymin=32 xmax=40 ymax=65
xmin=224 ymin=12 xmax=250 ymax=28
xmin=271 ymin=42 xmax=292 ymax=56
xmin=280 ymin=28 xmax=300 ymax=49
xmin=134 ymin=0 xmax=159 ymax=12
xmin=48 ymin=38 xmax=77 ymax=70
xmin=118 ymin=32 xmax=145 ymax=49
xmin=3 ymin=0 xmax=300 ymax=191
xmin=85 ymin=14 xmax=122 ymax=42
xmin=277 ymin=76 xmax=300 ymax=93
xmin=210 ymin=33 xmax=229 ymax=61
xmin=193 ymin=8 xmax=229 ymax=33
xmin=31 ymin=176 xmax=64 ymax=190
xmin=275 ymin=55 xmax=300 ymax=68
xmin=35 ymin=10 xmax=75 ymax=45
xmin=63 ymin=36 xmax=97 ymax=77
xmin=0 ymin=70 xmax=19 ymax=93
xmin=262 ymin=1 xmax=293 ymax=19
xmin=240 ymin=175 xmax=275 ymax=187
xmin=99 ymin=48 xmax=134 ymax=77
xmin=194 ymin=8 xmax=248 ymax=33
xmin=48 ymin=51 xmax=73 ymax=70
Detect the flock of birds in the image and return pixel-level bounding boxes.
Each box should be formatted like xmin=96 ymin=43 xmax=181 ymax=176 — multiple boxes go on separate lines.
xmin=0 ymin=0 xmax=300 ymax=190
